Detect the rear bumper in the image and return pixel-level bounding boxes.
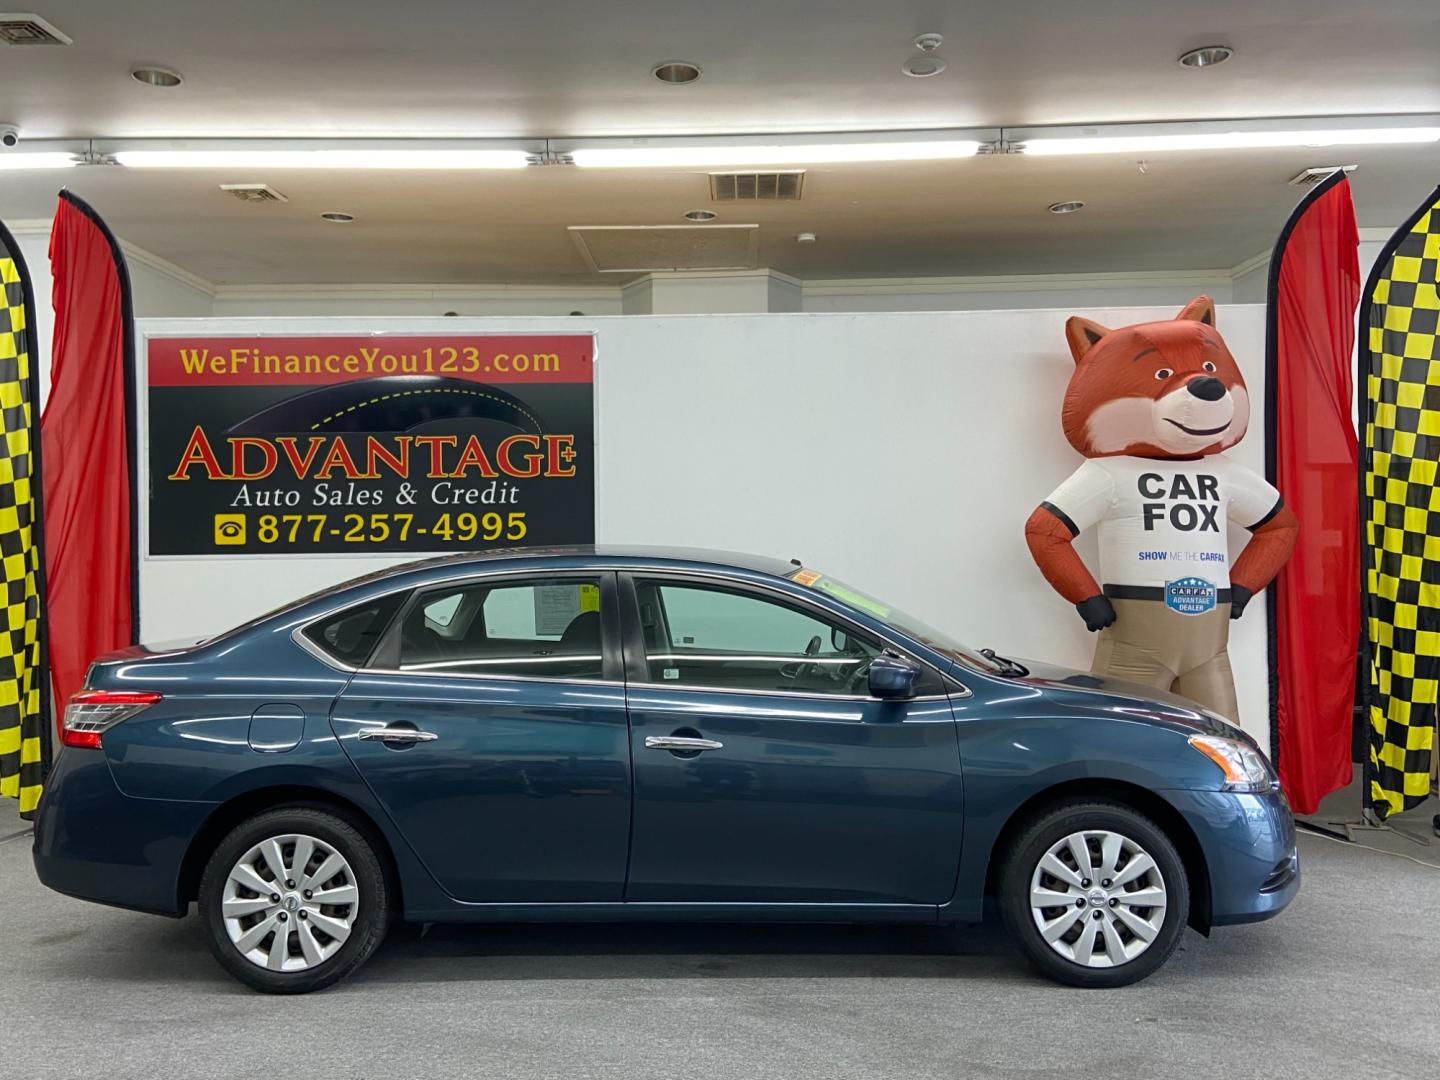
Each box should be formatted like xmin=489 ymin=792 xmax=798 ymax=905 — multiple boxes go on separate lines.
xmin=31 ymin=748 xmax=213 ymax=917
xmin=1167 ymin=787 xmax=1299 ymax=926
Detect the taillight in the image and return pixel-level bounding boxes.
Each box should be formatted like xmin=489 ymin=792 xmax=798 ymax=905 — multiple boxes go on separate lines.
xmin=62 ymin=690 xmax=163 ymax=748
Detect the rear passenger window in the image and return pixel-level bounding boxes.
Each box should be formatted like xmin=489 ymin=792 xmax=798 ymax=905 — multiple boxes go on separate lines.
xmin=398 ymin=578 xmax=605 ymax=680
xmin=302 ymin=593 xmax=405 ymax=667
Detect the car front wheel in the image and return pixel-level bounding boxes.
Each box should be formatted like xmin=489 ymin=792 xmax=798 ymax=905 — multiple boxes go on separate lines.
xmin=198 ymin=807 xmax=390 ymax=993
xmin=999 ymin=800 xmax=1189 ymax=988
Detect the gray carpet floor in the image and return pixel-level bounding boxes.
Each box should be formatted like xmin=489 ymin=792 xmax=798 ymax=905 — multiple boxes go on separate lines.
xmin=2 ymin=793 xmax=1438 ymax=1080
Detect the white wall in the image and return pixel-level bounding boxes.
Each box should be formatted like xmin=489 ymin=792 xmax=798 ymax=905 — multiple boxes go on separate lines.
xmin=136 ymin=304 xmax=1274 ymax=752
xmin=125 ymin=248 xmax=215 ymax=317
xmin=1230 ymin=231 xmax=1394 ymax=304
xmin=1231 ymin=260 xmax=1268 ymax=304
xmin=207 ymin=271 xmax=1241 ymax=317
xmin=803 ymin=272 xmax=1237 ymax=313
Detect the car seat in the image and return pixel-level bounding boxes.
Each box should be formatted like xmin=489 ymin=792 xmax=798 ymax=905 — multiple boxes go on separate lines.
xmin=558 ymin=610 xmax=601 ymax=654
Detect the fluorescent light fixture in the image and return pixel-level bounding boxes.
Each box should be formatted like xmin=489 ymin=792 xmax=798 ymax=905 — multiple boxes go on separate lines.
xmin=0 ymin=151 xmax=80 ymax=170
xmin=566 ymin=131 xmax=990 ymax=168
xmin=1024 ymin=129 xmax=1440 ymax=154
xmin=1015 ymin=116 xmax=1440 ymax=155
xmin=112 ymin=148 xmax=531 ymax=169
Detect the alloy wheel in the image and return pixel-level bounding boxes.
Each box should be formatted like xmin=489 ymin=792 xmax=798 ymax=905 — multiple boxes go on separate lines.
xmin=1028 ymin=829 xmax=1168 ymax=968
xmin=221 ymin=832 xmax=360 ymax=972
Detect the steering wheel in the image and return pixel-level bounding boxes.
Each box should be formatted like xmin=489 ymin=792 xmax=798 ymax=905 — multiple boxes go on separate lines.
xmin=846 ymin=655 xmax=876 ymax=695
xmin=792 ymin=635 xmax=823 ymax=683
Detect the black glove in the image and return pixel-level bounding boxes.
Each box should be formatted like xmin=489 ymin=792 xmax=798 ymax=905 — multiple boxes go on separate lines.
xmin=1230 ymin=584 xmax=1253 ymax=620
xmin=1076 ymin=594 xmax=1116 ymax=632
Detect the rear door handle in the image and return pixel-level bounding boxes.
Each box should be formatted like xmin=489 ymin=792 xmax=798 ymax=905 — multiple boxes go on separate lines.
xmin=644 ymin=735 xmax=723 ymax=752
xmin=358 ymin=727 xmax=439 ymax=745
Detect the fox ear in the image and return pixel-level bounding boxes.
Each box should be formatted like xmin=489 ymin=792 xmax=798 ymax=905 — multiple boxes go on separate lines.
xmin=1065 ymin=316 xmax=1111 ymax=364
xmin=1176 ymin=295 xmax=1217 ymax=327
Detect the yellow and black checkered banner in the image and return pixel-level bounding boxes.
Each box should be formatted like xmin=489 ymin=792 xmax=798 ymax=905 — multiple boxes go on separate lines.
xmin=0 ymin=220 xmax=50 ymax=818
xmin=1361 ymin=184 xmax=1440 ymax=820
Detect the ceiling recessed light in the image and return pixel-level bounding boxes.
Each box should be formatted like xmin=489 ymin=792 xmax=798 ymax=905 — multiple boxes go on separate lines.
xmin=320 ymin=211 xmax=355 ymax=223
xmin=684 ymin=209 xmax=717 ymax=221
xmin=131 ymin=66 xmax=183 ymax=88
xmin=797 ymin=232 xmax=817 ymax=243
xmin=652 ymin=61 xmax=701 ymax=84
xmin=1048 ymin=201 xmax=1085 ymax=214
xmin=1178 ymin=45 xmax=1233 ymax=68
xmin=902 ymin=56 xmax=947 ymax=78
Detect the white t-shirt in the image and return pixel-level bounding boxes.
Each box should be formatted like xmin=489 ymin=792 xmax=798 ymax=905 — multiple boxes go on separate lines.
xmin=1042 ymin=455 xmax=1281 ymax=601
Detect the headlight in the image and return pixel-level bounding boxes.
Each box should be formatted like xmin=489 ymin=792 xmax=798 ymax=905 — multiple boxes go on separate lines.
xmin=1188 ymin=735 xmax=1275 ymax=793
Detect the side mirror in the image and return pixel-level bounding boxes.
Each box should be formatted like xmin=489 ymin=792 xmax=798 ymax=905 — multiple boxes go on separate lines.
xmin=868 ymin=655 xmax=919 ymax=699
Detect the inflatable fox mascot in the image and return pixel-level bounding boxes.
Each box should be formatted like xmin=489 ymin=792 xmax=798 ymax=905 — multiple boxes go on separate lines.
xmin=1025 ymin=297 xmax=1298 ymax=720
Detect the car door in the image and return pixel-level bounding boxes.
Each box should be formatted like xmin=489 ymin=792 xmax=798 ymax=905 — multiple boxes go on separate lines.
xmin=328 ymin=571 xmax=631 ymax=903
xmin=619 ymin=572 xmax=964 ymax=906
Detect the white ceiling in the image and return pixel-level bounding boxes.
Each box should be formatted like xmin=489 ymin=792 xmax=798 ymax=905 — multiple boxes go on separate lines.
xmin=1 ymin=0 xmax=1438 ymax=284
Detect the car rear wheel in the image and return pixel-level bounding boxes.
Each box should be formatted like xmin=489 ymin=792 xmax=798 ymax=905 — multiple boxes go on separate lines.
xmin=999 ymin=800 xmax=1189 ymax=988
xmin=199 ymin=807 xmax=389 ymax=993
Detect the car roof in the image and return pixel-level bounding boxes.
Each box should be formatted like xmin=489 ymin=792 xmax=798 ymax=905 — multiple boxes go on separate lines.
xmin=231 ymin=546 xmax=805 ymax=638
xmin=370 ymin=545 xmax=800 ymax=582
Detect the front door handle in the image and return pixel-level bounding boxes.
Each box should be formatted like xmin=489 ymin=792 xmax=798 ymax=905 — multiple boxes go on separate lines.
xmin=644 ymin=735 xmax=723 ymax=753
xmin=358 ymin=727 xmax=439 ymax=745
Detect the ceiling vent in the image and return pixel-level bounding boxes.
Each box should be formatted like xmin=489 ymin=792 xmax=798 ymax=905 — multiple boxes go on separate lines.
xmin=219 ymin=183 xmax=289 ymax=204
xmin=0 ymin=13 xmax=72 ymax=45
xmin=568 ymin=224 xmax=759 ymax=273
xmin=1288 ymin=165 xmax=1357 ymax=187
xmin=709 ymin=170 xmax=805 ymax=202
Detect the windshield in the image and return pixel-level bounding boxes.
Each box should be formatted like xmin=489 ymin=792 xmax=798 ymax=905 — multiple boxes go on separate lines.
xmin=788 ymin=568 xmax=1003 ymax=673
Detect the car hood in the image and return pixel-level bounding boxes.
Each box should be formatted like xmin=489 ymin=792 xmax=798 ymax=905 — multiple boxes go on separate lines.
xmin=1003 ymin=657 xmax=1250 ymax=743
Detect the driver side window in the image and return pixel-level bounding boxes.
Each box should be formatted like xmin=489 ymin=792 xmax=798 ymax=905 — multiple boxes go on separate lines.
xmin=635 ymin=580 xmax=882 ymax=696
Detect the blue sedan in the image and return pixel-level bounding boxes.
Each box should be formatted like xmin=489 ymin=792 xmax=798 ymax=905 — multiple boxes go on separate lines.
xmin=33 ymin=547 xmax=1297 ymax=992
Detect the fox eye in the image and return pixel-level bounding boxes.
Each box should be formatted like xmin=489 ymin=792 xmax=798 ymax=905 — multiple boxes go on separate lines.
xmin=1155 ymin=368 xmax=1173 ymax=380
xmin=1202 ymin=361 xmax=1217 ymax=373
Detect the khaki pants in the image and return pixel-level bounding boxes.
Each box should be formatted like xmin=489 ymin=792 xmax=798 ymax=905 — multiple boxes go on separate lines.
xmin=1091 ymin=598 xmax=1238 ymax=721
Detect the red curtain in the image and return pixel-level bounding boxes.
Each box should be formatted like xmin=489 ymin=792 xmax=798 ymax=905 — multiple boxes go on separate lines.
xmin=41 ymin=193 xmax=137 ymax=716
xmin=1266 ymin=173 xmax=1360 ymax=814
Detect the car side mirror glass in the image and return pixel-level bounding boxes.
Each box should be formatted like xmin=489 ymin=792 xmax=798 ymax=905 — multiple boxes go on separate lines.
xmin=868 ymin=655 xmax=919 ymax=699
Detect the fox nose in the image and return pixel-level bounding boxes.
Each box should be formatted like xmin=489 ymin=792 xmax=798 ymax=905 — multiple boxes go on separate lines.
xmin=1186 ymin=375 xmax=1227 ymax=401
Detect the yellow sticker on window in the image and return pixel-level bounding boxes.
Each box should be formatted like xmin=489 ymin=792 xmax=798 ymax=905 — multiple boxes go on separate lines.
xmin=814 ymin=578 xmax=891 ymax=620
xmin=579 ymin=583 xmax=600 ymax=612
xmin=791 ymin=569 xmax=822 ymax=587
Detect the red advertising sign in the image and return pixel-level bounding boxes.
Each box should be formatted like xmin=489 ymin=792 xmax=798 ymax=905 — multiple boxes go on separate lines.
xmin=146 ymin=334 xmax=595 ymax=556
xmin=147 ymin=334 xmax=593 ymax=386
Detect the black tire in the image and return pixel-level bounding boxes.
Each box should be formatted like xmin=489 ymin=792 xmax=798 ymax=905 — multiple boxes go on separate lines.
xmin=999 ymin=799 xmax=1189 ymax=988
xmin=198 ymin=807 xmax=390 ymax=994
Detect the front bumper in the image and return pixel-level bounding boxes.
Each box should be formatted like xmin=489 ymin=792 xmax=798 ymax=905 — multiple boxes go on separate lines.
xmin=1166 ymin=786 xmax=1299 ymax=926
xmin=32 ymin=748 xmax=213 ymax=917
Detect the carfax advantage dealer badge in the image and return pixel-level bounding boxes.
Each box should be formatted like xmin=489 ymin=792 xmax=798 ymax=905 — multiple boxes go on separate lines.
xmin=1164 ymin=576 xmax=1218 ymax=616
xmin=146 ymin=334 xmax=595 ymax=555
